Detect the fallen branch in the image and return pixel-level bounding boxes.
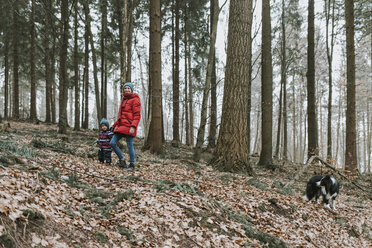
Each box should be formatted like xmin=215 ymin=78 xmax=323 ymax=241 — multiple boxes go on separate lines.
xmin=314 ymin=156 xmax=365 ymax=192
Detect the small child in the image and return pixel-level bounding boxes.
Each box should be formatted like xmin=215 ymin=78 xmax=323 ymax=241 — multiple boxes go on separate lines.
xmin=97 ymin=118 xmax=113 ymax=165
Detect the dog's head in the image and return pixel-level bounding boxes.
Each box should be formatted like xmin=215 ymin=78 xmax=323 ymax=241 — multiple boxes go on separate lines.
xmin=320 ymin=175 xmax=335 ymax=191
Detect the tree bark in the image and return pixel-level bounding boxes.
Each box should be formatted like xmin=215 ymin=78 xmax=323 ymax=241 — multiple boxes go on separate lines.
xmin=172 ymin=0 xmax=180 ymax=145
xmin=307 ymin=0 xmax=318 ymax=158
xmin=84 ymin=1 xmax=101 ymax=125
xmin=184 ymin=5 xmax=190 ymax=146
xmin=126 ymin=0 xmax=135 ymax=82
xmin=207 ymin=0 xmax=218 ymax=150
xmin=12 ymin=0 xmax=20 ymax=119
xmin=344 ymin=0 xmax=357 ymax=172
xmin=101 ymin=0 xmax=107 ymax=119
xmin=4 ymin=26 xmax=9 ymax=119
xmin=325 ymin=0 xmax=336 ymax=162
xmin=74 ymin=0 xmax=80 ymax=130
xmin=275 ymin=80 xmax=283 ymax=158
xmin=193 ymin=0 xmax=220 ymax=161
xmin=44 ymin=0 xmax=51 ymax=123
xmin=145 ymin=0 xmax=162 ymax=153
xmin=188 ymin=43 xmax=194 ymax=146
xmin=30 ymin=0 xmax=37 ymax=121
xmin=121 ymin=0 xmax=128 ymax=89
xmin=258 ymin=0 xmax=273 ymax=168
xmin=58 ymin=0 xmax=69 ymax=134
xmin=211 ymin=0 xmax=253 ymax=174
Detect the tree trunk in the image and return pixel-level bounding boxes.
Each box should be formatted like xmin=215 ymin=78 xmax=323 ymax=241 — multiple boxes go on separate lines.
xmin=126 ymin=0 xmax=135 ymax=82
xmin=275 ymin=80 xmax=283 ymax=158
xmin=307 ymin=0 xmax=318 ymax=158
xmin=121 ymin=0 xmax=128 ymax=89
xmin=292 ymin=72 xmax=296 ymax=162
xmin=258 ymin=0 xmax=273 ymax=168
xmin=193 ymin=0 xmax=219 ymax=161
xmin=44 ymin=0 xmax=51 ymax=123
xmin=82 ymin=2 xmax=90 ymax=129
xmin=188 ymin=43 xmax=194 ymax=146
xmin=145 ymin=0 xmax=162 ymax=153
xmin=281 ymin=0 xmax=288 ymax=160
xmin=51 ymin=34 xmax=57 ymax=124
xmin=344 ymin=0 xmax=357 ymax=172
xmin=207 ymin=0 xmax=218 ymax=150
xmin=30 ymin=0 xmax=37 ymax=121
xmin=246 ymin=0 xmax=253 ymax=155
xmin=4 ymin=27 xmax=9 ymax=119
xmin=172 ymin=0 xmax=180 ymax=145
xmin=58 ymin=0 xmax=69 ymax=134
xmin=84 ymin=1 xmax=101 ymax=125
xmin=184 ymin=5 xmax=190 ymax=146
xmin=74 ymin=0 xmax=80 ymax=130
xmin=326 ymin=0 xmax=336 ymax=162
xmin=211 ymin=0 xmax=253 ymax=174
xmin=12 ymin=0 xmax=20 ymax=119
xmin=101 ymin=0 xmax=107 ymax=119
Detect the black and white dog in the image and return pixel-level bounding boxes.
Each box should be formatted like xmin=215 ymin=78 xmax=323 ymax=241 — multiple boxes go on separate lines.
xmin=303 ymin=175 xmax=340 ymax=210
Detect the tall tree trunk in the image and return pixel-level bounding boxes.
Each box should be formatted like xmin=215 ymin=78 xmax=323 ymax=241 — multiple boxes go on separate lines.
xmin=211 ymin=0 xmax=253 ymax=174
xmin=121 ymin=0 xmax=128 ymax=89
xmin=194 ymin=0 xmax=220 ymax=161
xmin=172 ymin=0 xmax=180 ymax=145
xmin=344 ymin=0 xmax=357 ymax=172
xmin=82 ymin=2 xmax=90 ymax=129
xmin=258 ymin=0 xmax=273 ymax=168
xmin=58 ymin=0 xmax=69 ymax=134
xmin=44 ymin=0 xmax=51 ymax=123
xmin=126 ymin=0 xmax=135 ymax=82
xmin=12 ymin=0 xmax=20 ymax=119
xmin=4 ymin=29 xmax=9 ymax=119
xmin=246 ymin=0 xmax=253 ymax=155
xmin=280 ymin=0 xmax=288 ymax=160
xmin=84 ymin=1 xmax=101 ymax=125
xmin=30 ymin=0 xmax=37 ymax=121
xmin=292 ymin=72 xmax=296 ymax=162
xmin=51 ymin=34 xmax=57 ymax=124
xmin=307 ymin=0 xmax=318 ymax=158
xmin=326 ymin=0 xmax=336 ymax=161
xmin=74 ymin=0 xmax=80 ymax=130
xmin=184 ymin=5 xmax=190 ymax=146
xmin=275 ymin=81 xmax=283 ymax=158
xmin=101 ymin=0 xmax=107 ymax=119
xmin=207 ymin=0 xmax=218 ymax=150
xmin=145 ymin=0 xmax=162 ymax=153
xmin=188 ymin=43 xmax=194 ymax=145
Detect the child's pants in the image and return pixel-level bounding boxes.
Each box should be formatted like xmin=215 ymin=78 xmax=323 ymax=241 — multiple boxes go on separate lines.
xmin=98 ymin=149 xmax=112 ymax=164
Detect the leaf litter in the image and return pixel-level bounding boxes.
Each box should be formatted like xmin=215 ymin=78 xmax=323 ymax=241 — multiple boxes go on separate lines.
xmin=0 ymin=121 xmax=371 ymax=247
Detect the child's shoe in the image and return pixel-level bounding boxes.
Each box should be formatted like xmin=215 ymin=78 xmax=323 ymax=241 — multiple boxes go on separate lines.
xmin=115 ymin=159 xmax=127 ymax=168
xmin=125 ymin=163 xmax=135 ymax=171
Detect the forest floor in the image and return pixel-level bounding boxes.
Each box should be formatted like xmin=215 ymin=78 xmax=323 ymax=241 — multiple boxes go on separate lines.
xmin=0 ymin=121 xmax=371 ymax=248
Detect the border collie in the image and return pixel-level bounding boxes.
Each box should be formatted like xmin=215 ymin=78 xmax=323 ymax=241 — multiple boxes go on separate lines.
xmin=303 ymin=175 xmax=340 ymax=210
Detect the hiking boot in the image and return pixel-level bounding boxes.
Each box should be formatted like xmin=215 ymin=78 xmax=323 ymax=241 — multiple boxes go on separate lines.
xmin=125 ymin=163 xmax=135 ymax=171
xmin=115 ymin=159 xmax=127 ymax=168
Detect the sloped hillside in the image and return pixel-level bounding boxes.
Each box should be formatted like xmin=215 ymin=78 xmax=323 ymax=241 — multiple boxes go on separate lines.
xmin=0 ymin=121 xmax=371 ymax=247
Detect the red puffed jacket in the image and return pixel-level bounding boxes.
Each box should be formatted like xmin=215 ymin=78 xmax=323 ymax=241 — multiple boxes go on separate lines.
xmin=112 ymin=93 xmax=141 ymax=137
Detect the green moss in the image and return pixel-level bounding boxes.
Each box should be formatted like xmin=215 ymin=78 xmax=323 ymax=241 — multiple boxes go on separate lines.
xmin=94 ymin=231 xmax=108 ymax=244
xmin=246 ymin=178 xmax=268 ymax=191
xmin=0 ymin=234 xmax=15 ymax=248
xmin=118 ymin=227 xmax=137 ymax=244
xmin=22 ymin=209 xmax=45 ymax=221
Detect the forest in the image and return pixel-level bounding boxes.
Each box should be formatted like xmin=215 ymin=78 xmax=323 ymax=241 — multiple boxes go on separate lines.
xmin=0 ymin=0 xmax=371 ymax=247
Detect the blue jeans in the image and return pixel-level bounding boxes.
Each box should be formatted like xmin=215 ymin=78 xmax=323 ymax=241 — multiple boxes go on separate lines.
xmin=110 ymin=133 xmax=135 ymax=163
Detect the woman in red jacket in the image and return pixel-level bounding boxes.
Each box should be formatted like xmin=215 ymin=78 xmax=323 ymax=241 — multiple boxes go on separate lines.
xmin=110 ymin=82 xmax=141 ymax=170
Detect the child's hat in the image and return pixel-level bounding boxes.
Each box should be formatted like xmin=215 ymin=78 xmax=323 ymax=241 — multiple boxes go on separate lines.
xmin=123 ymin=82 xmax=134 ymax=92
xmin=100 ymin=118 xmax=110 ymax=128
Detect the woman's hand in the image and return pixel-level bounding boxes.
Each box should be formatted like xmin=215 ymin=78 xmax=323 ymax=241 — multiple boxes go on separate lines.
xmin=129 ymin=127 xmax=135 ymax=134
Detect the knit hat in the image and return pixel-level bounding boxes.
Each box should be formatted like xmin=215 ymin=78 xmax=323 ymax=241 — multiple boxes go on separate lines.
xmin=123 ymin=82 xmax=134 ymax=92
xmin=100 ymin=118 xmax=110 ymax=128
